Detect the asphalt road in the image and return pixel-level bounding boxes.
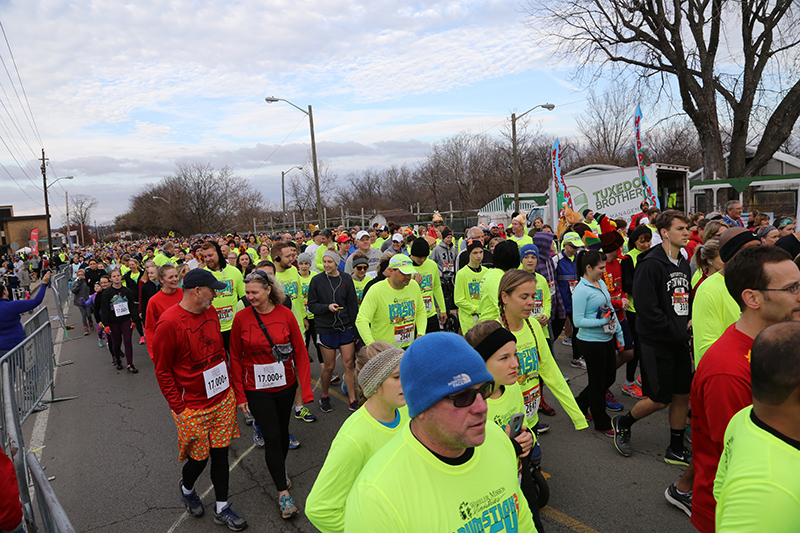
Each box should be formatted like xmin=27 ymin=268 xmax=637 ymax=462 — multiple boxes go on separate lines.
xmin=25 ymin=291 xmax=695 ymax=533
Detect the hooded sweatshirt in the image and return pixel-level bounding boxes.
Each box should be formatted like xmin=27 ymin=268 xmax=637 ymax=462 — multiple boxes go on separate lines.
xmin=632 ymin=243 xmax=691 ymax=345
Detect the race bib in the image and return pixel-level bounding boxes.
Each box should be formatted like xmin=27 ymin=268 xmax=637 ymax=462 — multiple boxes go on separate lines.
xmin=548 ymin=280 xmax=555 ymax=295
xmin=523 ymin=384 xmax=541 ymax=420
xmin=394 ymin=323 xmax=414 ymax=346
xmin=603 ymin=318 xmax=617 ymax=334
xmin=443 ymin=262 xmax=454 ymax=273
xmin=113 ymin=300 xmax=129 ymax=317
xmin=254 ymin=362 xmax=287 ymax=390
xmin=216 ymin=305 xmax=234 ymax=323
xmin=423 ymin=295 xmax=433 ymax=313
xmin=203 ymin=362 xmax=230 ymax=399
xmin=568 ymin=280 xmax=578 ymax=294
xmin=672 ymin=292 xmax=689 ymax=316
xmin=532 ymin=298 xmax=543 ymax=318
xmin=473 ymin=313 xmax=479 ymax=324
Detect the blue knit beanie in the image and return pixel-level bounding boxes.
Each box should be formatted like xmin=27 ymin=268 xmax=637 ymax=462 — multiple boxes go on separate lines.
xmin=400 ymin=332 xmax=494 ymax=418
xmin=520 ymin=243 xmax=540 ymax=259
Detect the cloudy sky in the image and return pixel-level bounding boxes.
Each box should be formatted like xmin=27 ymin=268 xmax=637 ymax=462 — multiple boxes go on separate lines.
xmin=0 ymin=0 xmax=597 ymax=222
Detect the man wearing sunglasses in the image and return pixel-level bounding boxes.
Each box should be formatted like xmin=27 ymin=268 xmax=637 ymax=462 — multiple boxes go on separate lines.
xmin=689 ymin=245 xmax=800 ymax=531
xmin=344 ymin=333 xmax=537 ymax=532
xmin=344 ymin=230 xmax=381 ymax=276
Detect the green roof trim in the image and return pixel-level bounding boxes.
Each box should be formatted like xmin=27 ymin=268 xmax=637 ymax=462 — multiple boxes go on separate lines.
xmin=690 ymin=174 xmax=800 ymax=193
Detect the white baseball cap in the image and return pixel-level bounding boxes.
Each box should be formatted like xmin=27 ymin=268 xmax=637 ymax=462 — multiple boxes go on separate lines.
xmin=356 ymin=230 xmax=370 ymax=240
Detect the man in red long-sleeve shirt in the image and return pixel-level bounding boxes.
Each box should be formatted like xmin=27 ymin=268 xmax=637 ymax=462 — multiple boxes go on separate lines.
xmin=0 ymin=452 xmax=23 ymax=533
xmin=153 ymin=269 xmax=248 ymax=531
xmin=688 ymin=245 xmax=800 ymax=530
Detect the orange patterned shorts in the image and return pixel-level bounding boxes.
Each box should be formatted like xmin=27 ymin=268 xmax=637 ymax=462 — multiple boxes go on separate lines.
xmin=172 ymin=388 xmax=240 ymax=462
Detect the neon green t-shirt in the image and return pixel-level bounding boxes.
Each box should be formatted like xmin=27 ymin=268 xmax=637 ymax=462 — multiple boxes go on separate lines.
xmin=454 ymin=265 xmax=487 ymax=334
xmin=371 ymin=237 xmax=385 ymax=250
xmin=488 ymin=382 xmax=527 ymax=432
xmin=352 ymin=276 xmax=370 ymax=306
xmin=204 ymin=264 xmax=245 ymax=332
xmin=714 ymin=407 xmax=800 ymax=532
xmin=315 ymin=245 xmax=328 ymax=273
xmin=153 ymin=252 xmax=175 ymax=267
xmin=693 ymin=271 xmax=740 ymax=363
xmin=413 ymin=258 xmax=446 ymax=318
xmin=275 ymin=265 xmax=306 ymax=335
xmin=298 ymin=271 xmax=317 ymax=319
xmin=691 ymin=268 xmax=703 ymax=289
xmin=508 ymin=234 xmax=533 ymax=248
xmin=477 ymin=268 xmax=504 ymax=322
xmin=344 ymin=422 xmax=537 ymax=533
xmin=355 ymin=279 xmax=426 ymax=348
xmin=307 ymin=405 xmax=409 ymax=533
xmin=509 ymin=320 xmax=588 ymax=430
xmin=530 ymin=271 xmax=551 ymax=339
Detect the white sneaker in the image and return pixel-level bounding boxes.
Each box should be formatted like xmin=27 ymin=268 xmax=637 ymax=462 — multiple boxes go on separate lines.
xmin=570 ymin=357 xmax=587 ymax=370
xmin=561 ymin=337 xmax=572 ymax=346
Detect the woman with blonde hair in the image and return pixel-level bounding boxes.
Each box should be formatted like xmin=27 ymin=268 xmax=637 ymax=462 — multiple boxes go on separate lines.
xmin=306 ymin=342 xmax=407 ymax=533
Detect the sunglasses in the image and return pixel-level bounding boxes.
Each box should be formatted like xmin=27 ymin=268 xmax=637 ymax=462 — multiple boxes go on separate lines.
xmin=446 ymin=381 xmax=494 ymax=408
xmin=355 ymin=265 xmax=368 ymax=271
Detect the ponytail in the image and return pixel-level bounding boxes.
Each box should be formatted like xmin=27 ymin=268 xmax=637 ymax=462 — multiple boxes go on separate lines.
xmin=577 ymin=249 xmax=606 ymax=277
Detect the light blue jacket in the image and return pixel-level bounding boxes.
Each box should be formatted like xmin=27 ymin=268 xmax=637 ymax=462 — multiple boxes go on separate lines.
xmin=572 ymin=277 xmax=623 ymax=344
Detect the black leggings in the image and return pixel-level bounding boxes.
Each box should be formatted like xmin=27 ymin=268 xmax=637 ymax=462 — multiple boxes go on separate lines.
xmin=246 ymin=383 xmax=297 ymax=491
xmin=306 ymin=318 xmax=322 ymax=363
xmin=182 ymin=446 xmax=229 ymax=502
xmin=520 ymin=453 xmax=544 ymax=532
xmin=576 ymin=338 xmax=617 ymax=431
xmin=625 ymin=311 xmax=641 ymax=382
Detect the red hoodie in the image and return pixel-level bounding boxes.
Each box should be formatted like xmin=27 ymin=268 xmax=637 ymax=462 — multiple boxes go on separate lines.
xmin=685 ymin=231 xmax=702 ymax=261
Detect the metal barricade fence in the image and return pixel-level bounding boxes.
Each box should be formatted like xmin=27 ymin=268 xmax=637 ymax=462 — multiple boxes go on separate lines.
xmin=23 ymin=307 xmax=49 ymax=338
xmin=2 ymin=361 xmax=35 ymax=529
xmin=0 ymin=321 xmax=55 ymax=426
xmin=27 ymin=452 xmax=77 ymax=532
xmin=49 ymin=274 xmax=69 ymax=337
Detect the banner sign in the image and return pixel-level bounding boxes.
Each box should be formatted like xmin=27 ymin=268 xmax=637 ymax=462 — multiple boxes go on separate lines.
xmin=30 ymin=229 xmax=38 ymax=255
xmin=634 ymin=105 xmax=660 ymax=209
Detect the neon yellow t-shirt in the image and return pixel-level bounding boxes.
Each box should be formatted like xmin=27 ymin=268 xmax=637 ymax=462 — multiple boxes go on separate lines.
xmin=477 ymin=268 xmax=504 ymax=321
xmin=315 ymin=245 xmax=328 ymax=273
xmin=693 ymin=271 xmax=740 ymax=363
xmin=413 ymin=258 xmax=446 ymax=318
xmin=508 ymin=234 xmax=533 ymax=248
xmin=307 ymin=405 xmax=409 ymax=533
xmin=454 ymin=265 xmax=487 ymax=334
xmin=153 ymin=252 xmax=175 ymax=267
xmin=275 ymin=265 xmax=306 ymax=335
xmin=355 ymin=279 xmax=426 ymax=347
xmin=530 ymin=271 xmax=551 ymax=339
xmin=204 ymin=264 xmax=245 ymax=332
xmin=714 ymin=407 xmax=800 ymax=532
xmin=371 ymin=237 xmax=385 ymax=250
xmin=509 ymin=320 xmax=587 ymax=430
xmin=691 ymin=268 xmax=703 ymax=289
xmin=352 ymin=276 xmax=370 ymax=306
xmin=298 ymin=271 xmax=317 ymax=319
xmin=488 ymin=382 xmax=527 ymax=432
xmin=344 ymin=422 xmax=537 ymax=533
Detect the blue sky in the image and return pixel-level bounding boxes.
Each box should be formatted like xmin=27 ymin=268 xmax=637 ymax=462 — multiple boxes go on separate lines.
xmin=0 ymin=0 xmax=598 ymax=222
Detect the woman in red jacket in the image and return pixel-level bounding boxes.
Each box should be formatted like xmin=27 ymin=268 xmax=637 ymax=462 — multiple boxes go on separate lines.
xmin=230 ymin=269 xmax=314 ymax=520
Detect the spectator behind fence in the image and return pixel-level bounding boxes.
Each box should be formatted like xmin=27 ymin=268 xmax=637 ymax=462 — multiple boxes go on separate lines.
xmin=0 ymin=271 xmax=51 ymax=356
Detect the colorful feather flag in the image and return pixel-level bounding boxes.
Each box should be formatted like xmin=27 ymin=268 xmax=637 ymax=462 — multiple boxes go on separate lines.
xmin=634 ymin=105 xmax=660 ymax=209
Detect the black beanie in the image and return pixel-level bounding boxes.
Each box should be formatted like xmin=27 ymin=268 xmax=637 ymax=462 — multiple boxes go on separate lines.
xmin=493 ymin=240 xmax=521 ymax=271
xmin=410 ymin=238 xmax=430 ymax=257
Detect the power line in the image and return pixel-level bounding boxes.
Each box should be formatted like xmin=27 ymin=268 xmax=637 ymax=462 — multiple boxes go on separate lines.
xmin=0 ymin=20 xmax=42 ymax=146
xmin=244 ymin=115 xmax=307 ymax=180
xmin=0 ymin=159 xmax=42 ymax=206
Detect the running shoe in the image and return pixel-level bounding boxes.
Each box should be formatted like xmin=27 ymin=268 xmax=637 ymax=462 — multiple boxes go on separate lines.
xmin=562 ymin=372 xmax=570 ymax=383
xmin=596 ymin=428 xmax=615 ymax=437
xmin=538 ymin=398 xmax=556 ymax=417
xmin=612 ymin=415 xmax=632 ymax=457
xmin=98 ymin=338 xmax=104 ymax=348
xmin=342 ymin=381 xmax=348 ymax=396
xmin=570 ymin=357 xmax=587 ymax=370
xmin=115 ymin=358 xmax=123 ymax=371
xmin=529 ymin=440 xmax=542 ymax=466
xmin=664 ymin=483 xmax=692 ymax=517
xmin=84 ymin=326 xmax=89 ymax=336
xmin=139 ymin=337 xmax=146 ymax=345
xmin=285 ymin=469 xmax=292 ymax=490
xmin=585 ymin=411 xmax=593 ymax=422
xmin=561 ymin=336 xmax=572 ymax=347
xmin=621 ymin=382 xmax=645 ymax=399
xmin=348 ymin=400 xmax=359 ymax=412
xmin=664 ymin=446 xmax=692 ymax=466
xmin=126 ymin=365 xmax=138 ymax=374
xmin=213 ymin=503 xmax=247 ymax=531
xmin=605 ymin=390 xmax=623 ymax=411
xmin=288 ymin=434 xmax=300 ymax=450
xmin=294 ymin=406 xmax=317 ymax=423
xmin=279 ymin=494 xmax=298 ymax=519
xmin=685 ymin=422 xmax=692 ymax=443
xmin=535 ymin=422 xmax=550 ymax=434
xmin=243 ymin=412 xmax=254 ymax=426
xmin=636 ymin=375 xmax=642 ymax=387
xmin=319 ymin=396 xmax=332 ymax=413
xmin=253 ymin=424 xmax=264 ymax=447
xmin=179 ymin=479 xmax=204 ymax=517
xmin=330 ymin=373 xmax=341 ymax=384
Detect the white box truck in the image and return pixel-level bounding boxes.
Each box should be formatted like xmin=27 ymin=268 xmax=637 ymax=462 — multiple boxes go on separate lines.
xmin=547 ymin=163 xmax=690 ymax=225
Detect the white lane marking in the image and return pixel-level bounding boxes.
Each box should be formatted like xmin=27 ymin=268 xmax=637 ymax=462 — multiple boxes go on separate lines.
xmin=29 ymin=305 xmax=66 ymax=460
xmin=165 ymin=443 xmax=258 ymax=533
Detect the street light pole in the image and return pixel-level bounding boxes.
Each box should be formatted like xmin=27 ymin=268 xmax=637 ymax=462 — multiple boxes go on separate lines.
xmin=511 ymin=103 xmax=555 ymax=212
xmin=281 ymin=166 xmax=303 ymax=228
xmin=265 ymin=97 xmax=324 ymax=227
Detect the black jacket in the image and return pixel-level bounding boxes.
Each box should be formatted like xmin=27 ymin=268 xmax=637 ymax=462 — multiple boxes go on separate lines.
xmin=632 ymin=244 xmax=691 ymax=345
xmin=84 ymin=268 xmax=104 ymax=292
xmin=100 ymin=285 xmax=135 ymax=325
xmin=307 ymin=272 xmax=359 ymax=334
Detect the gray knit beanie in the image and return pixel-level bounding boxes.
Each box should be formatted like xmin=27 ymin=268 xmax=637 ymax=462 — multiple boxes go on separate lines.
xmin=358 ymin=346 xmax=404 ymax=398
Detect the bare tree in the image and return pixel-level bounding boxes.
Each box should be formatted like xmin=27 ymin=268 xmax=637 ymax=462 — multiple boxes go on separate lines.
xmin=66 ymin=194 xmax=97 ymax=230
xmin=575 ymin=90 xmax=636 ymax=167
xmin=526 ymin=0 xmax=800 ymax=179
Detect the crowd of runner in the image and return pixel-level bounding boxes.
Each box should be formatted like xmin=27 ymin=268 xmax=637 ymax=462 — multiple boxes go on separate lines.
xmin=2 ymin=199 xmax=800 ymax=532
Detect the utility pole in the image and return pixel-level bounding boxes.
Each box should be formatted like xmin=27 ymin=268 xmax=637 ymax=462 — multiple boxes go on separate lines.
xmin=39 ymin=149 xmax=52 ymax=258
xmin=66 ymin=191 xmax=70 ymax=250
